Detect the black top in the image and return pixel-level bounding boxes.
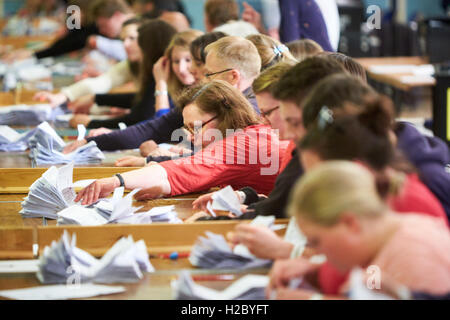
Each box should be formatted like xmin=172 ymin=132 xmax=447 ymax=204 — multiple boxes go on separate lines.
xmin=198 ymin=149 xmax=304 ymax=221
xmin=35 ymin=23 xmax=99 ymax=59
xmin=94 ymin=93 xmax=136 ymax=109
xmin=87 ymin=80 xmax=156 ymax=129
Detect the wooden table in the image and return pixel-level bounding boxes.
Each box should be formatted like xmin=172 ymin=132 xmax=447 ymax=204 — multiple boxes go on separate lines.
xmin=356 ymin=56 xmax=436 ymax=91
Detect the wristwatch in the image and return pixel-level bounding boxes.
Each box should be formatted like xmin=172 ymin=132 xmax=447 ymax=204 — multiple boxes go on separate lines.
xmin=115 ymin=173 xmax=125 ymax=187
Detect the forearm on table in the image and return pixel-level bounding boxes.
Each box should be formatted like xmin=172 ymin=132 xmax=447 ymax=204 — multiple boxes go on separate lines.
xmin=121 ymin=164 xmax=171 ymax=194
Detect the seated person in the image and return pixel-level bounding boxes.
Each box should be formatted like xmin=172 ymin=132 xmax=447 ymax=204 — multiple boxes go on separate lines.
xmin=267 ymin=161 xmax=450 ymax=299
xmin=74 ymin=80 xmax=288 ymax=204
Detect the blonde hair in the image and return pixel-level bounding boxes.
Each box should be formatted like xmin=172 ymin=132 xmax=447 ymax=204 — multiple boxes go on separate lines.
xmin=177 ymin=80 xmax=261 ymax=136
xmin=286 ymin=39 xmax=324 ymax=62
xmin=288 ymin=161 xmax=387 ymax=226
xmin=165 ymin=29 xmax=204 ymax=101
xmin=246 ymin=34 xmax=297 ymax=71
xmin=252 ymin=61 xmax=296 ymax=94
xmin=204 ymin=36 xmax=261 ymax=80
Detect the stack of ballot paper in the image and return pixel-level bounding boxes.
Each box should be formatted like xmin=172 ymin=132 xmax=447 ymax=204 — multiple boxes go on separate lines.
xmin=0 ymin=125 xmax=36 ymax=151
xmin=58 ymin=187 xmax=182 ymax=226
xmin=37 ymin=231 xmax=154 ymax=284
xmin=189 ymin=216 xmax=276 ymax=269
xmin=173 ymin=271 xmax=268 ymax=300
xmin=0 ymin=104 xmax=53 ymax=126
xmin=206 ymin=185 xmax=243 ymax=217
xmin=20 ymin=163 xmax=76 ymax=219
xmin=29 ymin=121 xmax=104 ymax=165
xmin=0 ymin=104 xmax=69 ymax=126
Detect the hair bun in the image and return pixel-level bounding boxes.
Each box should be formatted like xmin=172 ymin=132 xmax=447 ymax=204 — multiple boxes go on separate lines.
xmin=358 ymin=95 xmax=394 ymax=137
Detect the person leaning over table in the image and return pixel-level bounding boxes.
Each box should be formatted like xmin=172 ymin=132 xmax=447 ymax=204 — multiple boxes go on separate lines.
xmin=75 ymin=80 xmax=288 ymax=206
xmin=266 ymin=161 xmax=450 ymax=300
xmin=62 ymin=35 xmax=263 ymax=154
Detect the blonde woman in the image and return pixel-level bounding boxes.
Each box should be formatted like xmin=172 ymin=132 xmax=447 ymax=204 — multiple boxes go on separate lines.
xmin=246 ymin=34 xmax=297 ymax=71
xmin=267 ymin=161 xmax=450 ymax=299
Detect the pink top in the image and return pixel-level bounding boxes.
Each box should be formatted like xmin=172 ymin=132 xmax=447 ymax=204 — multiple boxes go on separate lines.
xmin=371 ymin=214 xmax=450 ymax=295
xmin=160 ymin=124 xmax=289 ymax=196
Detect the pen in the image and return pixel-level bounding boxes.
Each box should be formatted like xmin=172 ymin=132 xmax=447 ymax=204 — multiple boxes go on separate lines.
xmin=149 ymin=251 xmax=190 ymax=260
xmin=191 ymin=274 xmax=236 ymax=281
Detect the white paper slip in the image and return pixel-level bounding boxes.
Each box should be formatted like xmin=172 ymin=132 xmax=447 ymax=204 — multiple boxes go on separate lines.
xmin=173 ymin=271 xmax=269 ymax=300
xmin=77 ymin=124 xmax=86 ymax=141
xmin=118 ymin=122 xmax=127 ymax=130
xmin=0 ymin=284 xmax=126 ymax=300
xmin=400 ymin=75 xmax=436 ymax=85
xmin=369 ymin=64 xmax=419 ymax=74
xmin=0 ymin=260 xmax=40 ymax=273
xmin=208 ymin=186 xmax=242 ymax=217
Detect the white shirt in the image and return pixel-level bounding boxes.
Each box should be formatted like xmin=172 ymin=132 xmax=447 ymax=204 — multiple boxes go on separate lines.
xmin=315 ymin=0 xmax=341 ymax=51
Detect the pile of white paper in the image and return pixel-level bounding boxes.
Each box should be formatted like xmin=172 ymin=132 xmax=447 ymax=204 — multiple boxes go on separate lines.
xmin=28 ymin=121 xmax=104 ymax=165
xmin=20 ymin=163 xmax=76 ymax=219
xmin=58 ymin=187 xmax=182 ymax=226
xmin=0 ymin=125 xmax=36 ymax=151
xmin=173 ymin=271 xmax=268 ymax=300
xmin=0 ymin=104 xmax=53 ymax=126
xmin=0 ymin=284 xmax=126 ymax=300
xmin=189 ymin=216 xmax=276 ymax=270
xmin=0 ymin=103 xmax=70 ymax=126
xmin=206 ymin=185 xmax=243 ymax=217
xmin=37 ymin=231 xmax=154 ymax=284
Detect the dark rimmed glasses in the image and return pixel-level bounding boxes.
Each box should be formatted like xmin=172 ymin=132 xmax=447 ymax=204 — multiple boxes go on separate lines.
xmin=183 ymin=115 xmax=218 ymax=135
xmin=204 ymin=68 xmax=233 ymax=78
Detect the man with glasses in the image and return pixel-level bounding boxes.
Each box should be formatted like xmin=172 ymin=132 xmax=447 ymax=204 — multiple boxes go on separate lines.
xmin=64 ymin=35 xmax=262 ymax=155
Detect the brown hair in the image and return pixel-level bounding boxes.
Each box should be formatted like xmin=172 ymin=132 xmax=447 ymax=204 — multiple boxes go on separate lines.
xmin=271 ymin=57 xmax=346 ymax=108
xmin=90 ymin=0 xmax=133 ymax=19
xmin=286 ymin=39 xmax=324 ymax=62
xmin=177 ymin=80 xmax=261 ymax=135
xmin=246 ymin=34 xmax=297 ymax=71
xmin=136 ymin=19 xmax=177 ymax=102
xmin=320 ymin=52 xmax=367 ymax=83
xmin=165 ymin=29 xmax=204 ymax=101
xmin=204 ymin=0 xmax=239 ymax=28
xmin=190 ymin=31 xmax=227 ymax=64
xmin=252 ymin=62 xmax=296 ymax=94
xmin=302 ymin=74 xmax=377 ymax=129
xmin=205 ymin=36 xmax=261 ymax=80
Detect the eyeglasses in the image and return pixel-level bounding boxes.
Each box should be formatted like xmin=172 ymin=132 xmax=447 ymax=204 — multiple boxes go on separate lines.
xmin=183 ymin=115 xmax=218 ymax=135
xmin=204 ymin=68 xmax=233 ymax=78
xmin=261 ymin=105 xmax=280 ymax=118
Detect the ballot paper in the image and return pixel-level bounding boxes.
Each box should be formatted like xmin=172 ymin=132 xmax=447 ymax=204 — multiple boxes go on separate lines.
xmin=0 ymin=284 xmax=126 ymax=300
xmin=57 ymin=188 xmax=182 ymax=226
xmin=206 ymin=185 xmax=243 ymax=217
xmin=173 ymin=271 xmax=268 ymax=300
xmin=0 ymin=125 xmax=36 ymax=151
xmin=0 ymin=104 xmax=53 ymax=126
xmin=189 ymin=217 xmax=276 ymax=270
xmin=29 ymin=122 xmax=104 ymax=165
xmin=37 ymin=231 xmax=154 ymax=285
xmin=20 ymin=163 xmax=76 ymax=219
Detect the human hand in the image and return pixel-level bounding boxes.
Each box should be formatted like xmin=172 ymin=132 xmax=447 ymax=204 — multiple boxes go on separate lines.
xmin=227 ymin=224 xmax=293 ymax=260
xmin=139 ymin=140 xmax=158 ymax=157
xmin=115 ymin=156 xmax=146 ymax=167
xmin=75 ymin=177 xmax=120 ymax=205
xmin=69 ymin=114 xmax=91 ymax=128
xmin=33 ymin=91 xmax=68 ymax=108
xmin=63 ymin=139 xmax=87 ymax=154
xmin=87 ymin=127 xmax=113 ymax=138
xmin=87 ymin=35 xmax=97 ymax=49
xmin=152 ymin=56 xmax=170 ymax=84
xmin=266 ymin=257 xmax=319 ymax=297
xmin=68 ymin=94 xmax=95 ymax=114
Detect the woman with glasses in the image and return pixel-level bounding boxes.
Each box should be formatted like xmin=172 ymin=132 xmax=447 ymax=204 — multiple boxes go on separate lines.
xmin=74 ymin=80 xmax=288 ymax=205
